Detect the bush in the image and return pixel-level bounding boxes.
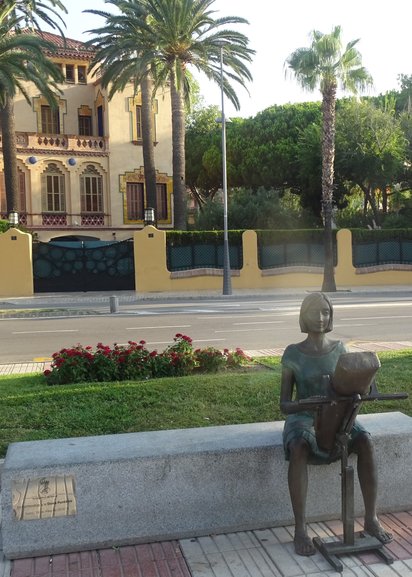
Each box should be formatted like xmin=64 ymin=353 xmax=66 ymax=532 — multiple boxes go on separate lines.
xmin=0 ymin=220 xmax=9 ymax=234
xmin=193 ymin=187 xmax=319 ymax=230
xmin=44 ymin=334 xmax=251 ymax=385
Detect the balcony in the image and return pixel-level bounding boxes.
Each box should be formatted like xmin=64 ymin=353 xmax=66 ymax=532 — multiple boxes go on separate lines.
xmin=1 ymin=212 xmax=108 ymax=228
xmin=0 ymin=132 xmax=109 ymax=154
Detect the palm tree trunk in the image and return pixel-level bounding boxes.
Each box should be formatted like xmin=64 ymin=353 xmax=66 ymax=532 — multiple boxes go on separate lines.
xmin=170 ymin=71 xmax=187 ymax=230
xmin=141 ymin=73 xmax=157 ymax=216
xmin=0 ymin=95 xmax=19 ymax=214
xmin=321 ymin=85 xmax=337 ymax=292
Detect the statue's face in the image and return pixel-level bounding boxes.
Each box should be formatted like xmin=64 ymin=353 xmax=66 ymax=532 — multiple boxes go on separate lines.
xmin=304 ymin=299 xmax=331 ymax=333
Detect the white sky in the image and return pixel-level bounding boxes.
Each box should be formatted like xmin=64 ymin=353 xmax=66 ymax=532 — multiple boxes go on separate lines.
xmin=61 ymin=0 xmax=412 ymax=118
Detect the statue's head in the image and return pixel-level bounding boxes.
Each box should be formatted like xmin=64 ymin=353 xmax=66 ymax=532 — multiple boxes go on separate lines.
xmin=299 ymin=292 xmax=334 ymax=334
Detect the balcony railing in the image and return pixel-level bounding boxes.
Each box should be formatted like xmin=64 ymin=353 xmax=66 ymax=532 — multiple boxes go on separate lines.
xmin=0 ymin=132 xmax=109 ymax=153
xmin=1 ymin=212 xmax=108 ymax=227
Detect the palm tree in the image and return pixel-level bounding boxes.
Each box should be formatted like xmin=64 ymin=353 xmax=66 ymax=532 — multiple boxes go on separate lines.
xmin=144 ymin=0 xmax=254 ymax=230
xmin=87 ymin=0 xmax=254 ymax=230
xmin=286 ymin=26 xmax=372 ymax=291
xmin=0 ymin=0 xmax=67 ymax=215
xmin=85 ymin=0 xmax=158 ymax=214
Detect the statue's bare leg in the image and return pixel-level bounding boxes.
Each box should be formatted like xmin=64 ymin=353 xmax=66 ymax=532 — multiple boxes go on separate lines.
xmin=288 ymin=438 xmax=316 ymax=556
xmin=353 ymin=432 xmax=393 ymax=544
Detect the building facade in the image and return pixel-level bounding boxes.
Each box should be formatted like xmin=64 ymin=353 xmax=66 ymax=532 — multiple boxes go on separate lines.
xmin=0 ymin=32 xmax=174 ymax=241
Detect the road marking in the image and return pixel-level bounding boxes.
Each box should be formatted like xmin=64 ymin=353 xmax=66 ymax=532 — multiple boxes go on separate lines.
xmin=197 ymin=314 xmax=293 ymax=320
xmin=335 ymin=302 xmax=412 ymax=309
xmin=144 ymin=338 xmax=226 ymax=346
xmin=126 ymin=325 xmax=191 ymax=330
xmin=33 ymin=357 xmax=52 ymax=362
xmin=233 ymin=321 xmax=285 ymax=326
xmin=215 ymin=327 xmax=281 ymax=333
xmin=334 ymin=323 xmax=369 ymax=328
xmin=12 ymin=329 xmax=79 ymax=334
xmin=340 ymin=315 xmax=412 ymax=321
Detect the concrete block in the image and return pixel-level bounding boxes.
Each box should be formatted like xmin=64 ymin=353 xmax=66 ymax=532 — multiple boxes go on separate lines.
xmin=1 ymin=412 xmax=412 ymax=559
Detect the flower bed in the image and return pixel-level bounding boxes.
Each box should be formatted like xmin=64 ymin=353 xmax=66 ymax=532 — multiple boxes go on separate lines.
xmin=44 ymin=334 xmax=251 ymax=385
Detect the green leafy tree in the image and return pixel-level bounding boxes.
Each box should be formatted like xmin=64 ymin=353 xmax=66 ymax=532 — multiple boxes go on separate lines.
xmin=186 ymin=104 xmax=222 ymax=205
xmin=335 ymin=98 xmax=408 ymax=224
xmin=0 ymin=0 xmax=65 ymax=214
xmin=186 ymin=101 xmax=323 ymax=209
xmin=286 ymin=26 xmax=372 ymax=291
xmin=86 ymin=0 xmax=158 ymax=213
xmin=230 ymin=103 xmax=322 ymax=192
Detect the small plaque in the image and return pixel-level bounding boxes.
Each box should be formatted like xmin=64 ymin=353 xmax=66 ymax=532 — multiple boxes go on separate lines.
xmin=12 ymin=475 xmax=77 ymax=521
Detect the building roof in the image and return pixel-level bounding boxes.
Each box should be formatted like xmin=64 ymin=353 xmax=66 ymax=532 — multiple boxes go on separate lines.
xmin=33 ymin=30 xmax=95 ymax=61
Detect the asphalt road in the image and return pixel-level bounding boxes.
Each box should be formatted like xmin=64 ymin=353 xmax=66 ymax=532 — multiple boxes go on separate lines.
xmin=1 ymin=293 xmax=412 ymax=363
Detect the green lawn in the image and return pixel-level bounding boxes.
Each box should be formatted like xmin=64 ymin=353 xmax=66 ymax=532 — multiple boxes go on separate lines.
xmin=0 ymin=351 xmax=410 ymax=458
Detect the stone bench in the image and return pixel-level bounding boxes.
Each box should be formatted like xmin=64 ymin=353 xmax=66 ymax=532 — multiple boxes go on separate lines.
xmin=1 ymin=411 xmax=412 ymax=559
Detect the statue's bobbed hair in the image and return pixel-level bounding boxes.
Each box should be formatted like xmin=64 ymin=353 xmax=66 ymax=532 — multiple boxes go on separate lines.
xmin=299 ymin=292 xmax=334 ymax=333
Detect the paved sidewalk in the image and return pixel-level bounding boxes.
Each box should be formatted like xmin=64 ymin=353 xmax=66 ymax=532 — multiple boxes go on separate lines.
xmin=6 ymin=511 xmax=412 ymax=577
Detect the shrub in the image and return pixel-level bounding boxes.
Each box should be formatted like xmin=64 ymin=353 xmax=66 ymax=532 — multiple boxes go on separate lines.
xmin=44 ymin=334 xmax=251 ymax=385
xmin=194 ymin=347 xmax=226 ymax=373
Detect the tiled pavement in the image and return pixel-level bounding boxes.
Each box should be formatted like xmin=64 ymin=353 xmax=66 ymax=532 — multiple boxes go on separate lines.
xmin=2 ymin=343 xmax=412 ymax=577
xmin=5 ymin=512 xmax=412 ymax=577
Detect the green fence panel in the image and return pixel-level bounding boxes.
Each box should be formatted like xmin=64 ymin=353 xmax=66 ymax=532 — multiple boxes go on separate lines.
xmin=310 ymin=244 xmax=325 ymax=265
xmin=401 ymin=241 xmax=412 ymax=263
xmin=193 ymin=244 xmax=217 ymax=267
xmin=260 ymin=245 xmax=285 ymax=268
xmin=378 ymin=241 xmax=401 ymax=263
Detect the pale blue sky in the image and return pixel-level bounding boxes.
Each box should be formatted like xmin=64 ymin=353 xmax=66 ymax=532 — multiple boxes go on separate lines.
xmin=62 ymin=0 xmax=412 ymax=118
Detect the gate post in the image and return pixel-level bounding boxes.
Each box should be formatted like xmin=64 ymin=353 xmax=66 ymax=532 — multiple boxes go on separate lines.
xmin=134 ymin=227 xmax=170 ymax=293
xmin=0 ymin=228 xmax=33 ymax=297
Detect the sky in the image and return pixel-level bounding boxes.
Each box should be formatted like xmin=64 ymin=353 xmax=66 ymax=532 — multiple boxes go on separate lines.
xmin=60 ymin=0 xmax=411 ymax=118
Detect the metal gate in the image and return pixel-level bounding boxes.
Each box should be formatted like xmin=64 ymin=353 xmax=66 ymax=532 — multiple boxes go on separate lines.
xmin=33 ymin=240 xmax=135 ymax=292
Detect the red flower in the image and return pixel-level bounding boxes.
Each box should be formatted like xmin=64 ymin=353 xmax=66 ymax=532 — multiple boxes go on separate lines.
xmin=44 ymin=369 xmax=51 ymax=376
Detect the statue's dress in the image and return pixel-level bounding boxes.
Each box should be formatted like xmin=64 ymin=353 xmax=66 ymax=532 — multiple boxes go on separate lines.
xmin=281 ymin=341 xmax=367 ymax=464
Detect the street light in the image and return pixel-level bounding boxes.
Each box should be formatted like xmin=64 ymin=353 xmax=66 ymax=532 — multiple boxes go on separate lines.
xmin=144 ymin=206 xmax=156 ymax=226
xmin=219 ymin=44 xmax=232 ymax=295
xmin=8 ymin=210 xmax=19 ymax=228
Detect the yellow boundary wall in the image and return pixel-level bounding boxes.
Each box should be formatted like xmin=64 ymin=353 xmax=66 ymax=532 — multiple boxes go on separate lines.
xmin=2 ymin=227 xmax=412 ymax=297
xmin=134 ymin=227 xmax=412 ymax=294
xmin=0 ymin=228 xmax=33 ymax=297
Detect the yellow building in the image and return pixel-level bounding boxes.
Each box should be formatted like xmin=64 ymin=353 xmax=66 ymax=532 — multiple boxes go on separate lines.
xmin=0 ymin=32 xmax=174 ymax=242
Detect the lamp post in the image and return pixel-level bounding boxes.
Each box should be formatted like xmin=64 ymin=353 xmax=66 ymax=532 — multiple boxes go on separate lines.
xmin=8 ymin=210 xmax=19 ymax=228
xmin=219 ymin=44 xmax=232 ymax=295
xmin=144 ymin=206 xmax=156 ymax=227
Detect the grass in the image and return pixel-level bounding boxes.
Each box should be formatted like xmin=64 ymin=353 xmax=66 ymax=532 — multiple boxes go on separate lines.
xmin=0 ymin=351 xmax=411 ymax=458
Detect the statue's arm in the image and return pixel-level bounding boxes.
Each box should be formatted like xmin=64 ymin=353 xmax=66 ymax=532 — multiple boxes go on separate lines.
xmin=280 ymin=366 xmax=301 ymax=415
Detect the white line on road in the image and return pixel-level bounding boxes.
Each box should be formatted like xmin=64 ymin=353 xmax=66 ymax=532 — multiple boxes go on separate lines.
xmin=215 ymin=328 xmax=281 ymax=333
xmin=334 ymin=323 xmax=369 ymax=328
xmin=12 ymin=329 xmax=79 ymax=334
xmin=339 ymin=316 xmax=412 ymax=321
xmin=126 ymin=325 xmax=191 ymax=330
xmin=197 ymin=314 xmax=292 ymax=320
xmin=335 ymin=302 xmax=412 ymax=309
xmin=144 ymin=338 xmax=226 ymax=345
xmin=233 ymin=321 xmax=285 ymax=326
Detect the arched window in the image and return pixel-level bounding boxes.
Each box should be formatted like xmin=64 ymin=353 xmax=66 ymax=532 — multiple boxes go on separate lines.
xmin=80 ymin=165 xmax=103 ymax=213
xmin=42 ymin=163 xmax=66 ymax=212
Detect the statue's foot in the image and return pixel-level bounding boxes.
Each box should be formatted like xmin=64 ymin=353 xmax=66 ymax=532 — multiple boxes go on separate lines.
xmin=294 ymin=531 xmax=316 ymax=556
xmin=363 ymin=518 xmax=393 ymax=544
